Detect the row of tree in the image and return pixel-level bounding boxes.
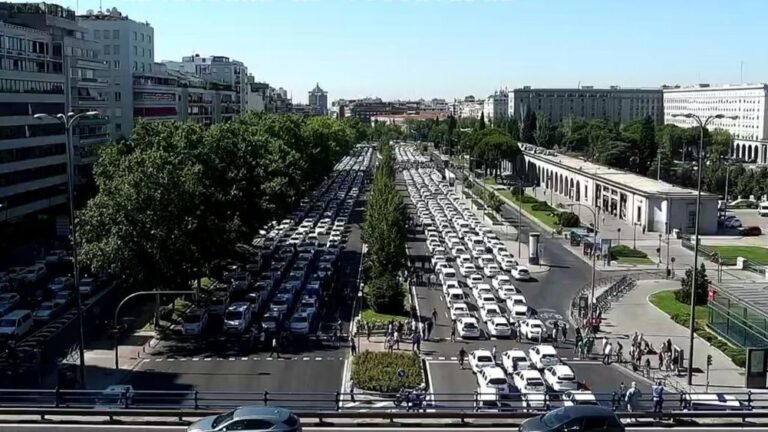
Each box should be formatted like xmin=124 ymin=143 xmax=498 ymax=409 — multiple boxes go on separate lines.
xmin=362 ymin=142 xmax=408 ymax=314
xmin=78 ymin=113 xmax=358 ymax=291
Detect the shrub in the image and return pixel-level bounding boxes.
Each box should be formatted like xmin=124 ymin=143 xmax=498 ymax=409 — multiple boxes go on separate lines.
xmin=675 ymin=263 xmax=710 ymax=306
xmin=609 ymin=244 xmax=649 ymax=259
xmin=521 ymin=195 xmax=539 ymax=204
xmin=365 ymin=275 xmax=405 ymax=315
xmin=557 ymin=211 xmax=580 ymax=228
xmin=531 ymin=202 xmax=555 ymax=212
xmin=351 ymin=351 xmax=423 ymax=393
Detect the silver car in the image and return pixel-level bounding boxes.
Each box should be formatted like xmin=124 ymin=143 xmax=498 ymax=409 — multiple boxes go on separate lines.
xmin=188 ymin=406 xmax=301 ymax=432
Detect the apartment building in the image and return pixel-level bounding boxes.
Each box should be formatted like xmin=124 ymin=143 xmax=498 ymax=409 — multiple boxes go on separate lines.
xmin=77 ymin=7 xmax=154 ymax=139
xmin=664 ymin=84 xmax=768 ymax=164
xmin=509 ymin=86 xmax=664 ymax=125
xmin=163 ymin=54 xmax=247 ymax=116
xmin=483 ymin=90 xmax=509 ymax=124
xmin=132 ymin=62 xmax=180 ymax=123
xmin=0 ymin=2 xmax=109 ymax=223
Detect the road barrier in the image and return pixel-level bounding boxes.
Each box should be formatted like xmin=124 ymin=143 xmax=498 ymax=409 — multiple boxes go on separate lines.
xmin=1 ymin=406 xmax=768 ymax=424
xmin=0 ymin=388 xmax=767 ymax=415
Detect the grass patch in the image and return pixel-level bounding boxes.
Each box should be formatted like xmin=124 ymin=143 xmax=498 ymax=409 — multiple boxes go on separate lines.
xmin=498 ymin=190 xmax=560 ymax=228
xmin=483 ymin=176 xmax=497 ymax=185
xmin=351 ymin=351 xmax=424 ymax=393
xmin=706 ymin=245 xmax=768 ymax=266
xmin=610 ymin=245 xmax=655 ymax=265
xmin=650 ymin=290 xmax=746 ymax=368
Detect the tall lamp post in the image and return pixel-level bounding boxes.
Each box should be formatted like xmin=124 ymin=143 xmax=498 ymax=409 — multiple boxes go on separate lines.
xmin=33 ymin=110 xmax=100 ymax=387
xmin=670 ymin=112 xmax=739 ymax=387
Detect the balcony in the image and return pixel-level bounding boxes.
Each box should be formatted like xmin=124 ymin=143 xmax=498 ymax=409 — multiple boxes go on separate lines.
xmin=0 ymin=174 xmax=68 ymax=198
xmin=0 ymin=154 xmax=67 ymax=174
xmin=72 ymin=76 xmax=109 ymax=88
xmin=74 ymin=132 xmax=110 ymax=146
xmin=72 ymin=95 xmax=109 ymax=107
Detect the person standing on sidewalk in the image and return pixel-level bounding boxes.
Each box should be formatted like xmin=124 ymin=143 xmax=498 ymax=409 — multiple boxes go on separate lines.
xmin=349 ymin=379 xmax=356 ymax=402
xmin=625 ymin=382 xmax=641 ymax=421
xmin=602 ymin=342 xmax=613 ymax=365
xmin=561 ymin=325 xmax=567 ymax=343
xmin=269 ymin=336 xmax=280 ymax=359
xmin=431 ymin=308 xmax=438 ymax=324
xmin=450 ymin=323 xmax=456 ymax=343
xmin=652 ymin=381 xmax=665 ymax=416
xmin=459 ymin=347 xmax=467 ymax=370
xmin=394 ymin=329 xmax=401 ymax=350
xmin=350 ymin=338 xmax=357 ymax=356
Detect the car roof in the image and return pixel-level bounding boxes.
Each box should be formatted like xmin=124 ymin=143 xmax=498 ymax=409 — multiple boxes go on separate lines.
xmin=504 ymin=349 xmax=528 ymax=357
xmin=554 ymin=404 xmax=617 ymax=417
xmin=549 ymin=364 xmax=575 ymax=375
xmin=518 ymin=369 xmax=543 ymax=378
xmin=473 ymin=349 xmax=493 ymax=356
xmin=232 ymin=406 xmax=293 ymax=422
xmin=534 ymin=344 xmax=558 ymax=354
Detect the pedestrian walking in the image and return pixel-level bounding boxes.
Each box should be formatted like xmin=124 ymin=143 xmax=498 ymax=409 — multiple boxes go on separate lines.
xmin=366 ymin=323 xmax=372 ymax=342
xmin=350 ymin=337 xmax=357 ymax=356
xmin=515 ymin=322 xmax=522 ymax=342
xmin=450 ymin=324 xmax=456 ymax=343
xmin=601 ymin=336 xmax=608 ymax=353
xmin=459 ymin=347 xmax=467 ymax=369
xmin=394 ymin=330 xmax=401 ymax=350
xmin=576 ymin=339 xmax=584 ymax=360
xmin=551 ymin=325 xmax=559 ymax=345
xmin=561 ymin=325 xmax=567 ymax=343
xmin=426 ymin=319 xmax=433 ymax=341
xmin=652 ymin=381 xmax=665 ymax=416
xmin=269 ymin=336 xmax=280 ymax=359
xmin=491 ymin=345 xmax=497 ymax=362
xmin=602 ymin=342 xmax=613 ymax=365
xmin=657 ymin=350 xmax=664 ymax=370
xmin=414 ymin=333 xmax=422 ymax=354
xmin=431 ymin=308 xmax=438 ymax=324
xmin=625 ymin=382 xmax=642 ymax=421
xmin=349 ymin=379 xmax=356 ymax=402
xmin=386 ymin=335 xmax=394 ymax=353
xmin=616 ymin=341 xmax=624 ymax=363
xmin=397 ymin=321 xmax=404 ymax=336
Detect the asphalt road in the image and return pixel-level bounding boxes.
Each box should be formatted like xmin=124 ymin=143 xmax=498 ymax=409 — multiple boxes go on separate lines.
xmin=1 ymin=424 xmax=764 ymax=432
xmin=398 ymin=164 xmax=645 ymax=401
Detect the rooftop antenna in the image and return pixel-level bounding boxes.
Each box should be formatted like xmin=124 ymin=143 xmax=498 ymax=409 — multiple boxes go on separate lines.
xmin=99 ymin=0 xmax=102 ymax=13
xmin=577 ymin=81 xmax=581 ymax=89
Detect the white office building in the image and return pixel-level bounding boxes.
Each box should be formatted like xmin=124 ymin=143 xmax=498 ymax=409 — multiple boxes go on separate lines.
xmin=483 ymin=90 xmax=509 ymax=125
xmin=163 ymin=54 xmax=247 ymax=117
xmin=663 ymin=84 xmax=768 ymax=164
xmin=78 ymin=7 xmax=154 ymax=139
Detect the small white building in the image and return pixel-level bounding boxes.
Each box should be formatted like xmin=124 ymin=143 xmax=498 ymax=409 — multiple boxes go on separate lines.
xmin=664 ymin=84 xmax=768 ymax=164
xmin=518 ymin=147 xmax=719 ymax=235
xmin=483 ymin=90 xmax=509 ymax=125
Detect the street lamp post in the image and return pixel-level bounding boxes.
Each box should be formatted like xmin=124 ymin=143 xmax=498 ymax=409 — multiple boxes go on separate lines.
xmin=670 ymin=112 xmax=739 ymax=387
xmin=658 ymin=233 xmax=663 ymax=267
xmin=617 ymin=228 xmax=621 ymax=246
xmin=33 ymin=110 xmax=100 ymax=387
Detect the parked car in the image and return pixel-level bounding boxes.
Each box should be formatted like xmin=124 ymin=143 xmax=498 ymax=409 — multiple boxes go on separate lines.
xmin=187 ymin=406 xmax=301 ymax=432
xmin=182 ymin=309 xmax=209 ymax=336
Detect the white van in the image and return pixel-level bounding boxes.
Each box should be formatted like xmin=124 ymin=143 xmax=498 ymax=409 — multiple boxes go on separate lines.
xmin=440 ymin=268 xmax=457 ymax=284
xmin=446 ymin=288 xmax=466 ymax=307
xmin=0 ymin=310 xmax=33 ymax=339
xmin=759 ymin=202 xmax=768 ymax=217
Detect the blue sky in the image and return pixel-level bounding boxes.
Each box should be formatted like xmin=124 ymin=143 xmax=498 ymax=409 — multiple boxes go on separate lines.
xmin=54 ymin=0 xmax=768 ymax=101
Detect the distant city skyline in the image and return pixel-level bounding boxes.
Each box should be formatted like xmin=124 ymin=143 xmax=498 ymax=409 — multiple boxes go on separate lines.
xmin=55 ymin=0 xmax=768 ymax=101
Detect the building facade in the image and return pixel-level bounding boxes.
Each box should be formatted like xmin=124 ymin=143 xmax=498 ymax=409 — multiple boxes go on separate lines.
xmin=664 ymin=84 xmax=768 ymax=164
xmin=483 ymin=90 xmax=508 ymax=124
xmin=0 ymin=2 xmax=111 ymax=223
xmin=517 ymin=145 xmax=719 ymax=234
xmin=308 ymin=83 xmax=327 ymax=115
xmin=163 ymin=54 xmax=247 ymax=116
xmin=77 ymin=7 xmax=153 ymax=139
xmin=509 ymin=86 xmax=664 ymax=125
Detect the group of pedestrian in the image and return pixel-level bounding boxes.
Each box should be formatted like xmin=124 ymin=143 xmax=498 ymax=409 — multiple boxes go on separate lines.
xmin=628 ymin=331 xmax=653 ymax=372
xmin=657 ymin=338 xmax=678 ymax=373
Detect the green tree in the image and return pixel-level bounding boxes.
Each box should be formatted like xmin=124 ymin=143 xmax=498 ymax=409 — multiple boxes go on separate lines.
xmin=708 ymin=128 xmax=733 ymax=162
xmin=365 ymin=275 xmax=404 ymax=314
xmin=635 ymin=115 xmax=657 ymax=174
xmin=507 ymin=118 xmax=520 ymax=141
xmin=479 ymin=112 xmax=486 ymax=130
xmin=676 ymin=263 xmax=710 ymax=306
xmin=521 ymin=110 xmax=536 ymax=144
xmin=533 ymin=112 xmax=553 ymax=148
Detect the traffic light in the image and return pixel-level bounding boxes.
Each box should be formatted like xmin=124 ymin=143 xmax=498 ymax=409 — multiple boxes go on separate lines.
xmin=707 ymin=354 xmax=713 ymax=367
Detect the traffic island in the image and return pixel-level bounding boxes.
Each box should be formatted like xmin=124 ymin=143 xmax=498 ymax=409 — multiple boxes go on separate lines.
xmin=351 ymin=351 xmax=424 ymax=393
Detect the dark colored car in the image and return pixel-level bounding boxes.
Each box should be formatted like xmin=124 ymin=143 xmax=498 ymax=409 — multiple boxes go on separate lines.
xmin=519 ymin=405 xmax=624 ymax=432
xmin=740 ymin=226 xmax=762 ymax=236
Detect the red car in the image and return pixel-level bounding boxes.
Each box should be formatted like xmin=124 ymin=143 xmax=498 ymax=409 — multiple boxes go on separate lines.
xmin=740 ymin=226 xmax=762 ymax=236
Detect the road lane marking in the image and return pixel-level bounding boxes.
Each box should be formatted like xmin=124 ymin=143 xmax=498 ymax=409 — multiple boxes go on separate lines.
xmin=303 ymin=357 xmax=310 ymax=360
xmin=315 ymin=357 xmax=322 ymax=360
xmin=192 ymin=358 xmax=199 ymax=361
xmin=241 ymin=357 xmax=248 ymax=360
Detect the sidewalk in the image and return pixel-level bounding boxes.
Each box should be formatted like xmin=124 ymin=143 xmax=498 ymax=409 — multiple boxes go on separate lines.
xmin=599 ymin=279 xmax=745 ymax=393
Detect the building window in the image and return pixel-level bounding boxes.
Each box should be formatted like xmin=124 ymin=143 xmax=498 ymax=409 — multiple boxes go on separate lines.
xmin=133 ymin=46 xmax=137 ymax=56
xmin=148 ymin=49 xmax=152 ymax=58
xmin=141 ymin=33 xmax=145 ymax=42
xmin=132 ymin=31 xmax=137 ymax=41
xmin=140 ymin=63 xmax=145 ymax=72
xmin=113 ymin=44 xmax=119 ymax=55
xmin=103 ymin=30 xmax=110 ymax=40
xmin=132 ymin=61 xmax=137 ymax=71
xmin=147 ymin=35 xmax=152 ymax=43
xmin=114 ymin=108 xmax=122 ymax=117
xmin=141 ymin=47 xmax=145 ymax=57
xmin=114 ymin=91 xmax=121 ymax=101
xmin=113 ymin=60 xmax=120 ymax=69
xmin=112 ymin=29 xmax=119 ymax=39
xmin=115 ymin=123 xmax=121 ymax=134
xmin=103 ymin=44 xmax=111 ymax=55
xmin=94 ymin=29 xmax=101 ymax=39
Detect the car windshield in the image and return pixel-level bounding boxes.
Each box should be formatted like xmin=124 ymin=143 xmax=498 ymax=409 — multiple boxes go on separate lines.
xmin=39 ymin=304 xmax=53 ymax=311
xmin=477 ymin=355 xmax=493 ymax=363
xmin=225 ymin=311 xmax=243 ymax=321
xmin=273 ymin=299 xmax=287 ymax=306
xmin=0 ymin=319 xmax=16 ymax=327
xmin=528 ymin=379 xmax=545 ymax=388
xmin=488 ymin=378 xmax=507 ymax=385
xmin=542 ymin=408 xmax=572 ymax=427
xmin=292 ymin=315 xmax=308 ymax=323
xmin=212 ymin=410 xmax=235 ymax=428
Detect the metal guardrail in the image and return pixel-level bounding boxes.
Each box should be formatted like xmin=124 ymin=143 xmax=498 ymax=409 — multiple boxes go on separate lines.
xmin=2 ymin=407 xmax=768 ymax=424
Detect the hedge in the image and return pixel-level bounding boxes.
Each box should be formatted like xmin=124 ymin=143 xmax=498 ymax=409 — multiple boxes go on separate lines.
xmin=610 ymin=244 xmax=649 ymax=259
xmin=351 ymin=351 xmax=424 ymax=393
